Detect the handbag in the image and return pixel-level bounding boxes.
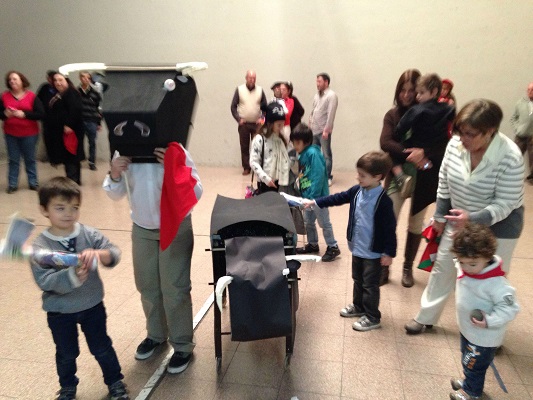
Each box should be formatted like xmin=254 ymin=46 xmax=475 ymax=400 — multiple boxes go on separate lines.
xmin=244 ymin=135 xmax=265 ymax=198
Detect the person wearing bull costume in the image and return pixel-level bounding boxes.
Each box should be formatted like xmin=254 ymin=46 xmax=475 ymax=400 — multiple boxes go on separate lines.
xmin=104 ymin=143 xmax=202 ymax=374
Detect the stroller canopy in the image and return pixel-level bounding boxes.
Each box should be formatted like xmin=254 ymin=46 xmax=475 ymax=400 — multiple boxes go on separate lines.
xmin=210 ymin=192 xmax=296 ymax=235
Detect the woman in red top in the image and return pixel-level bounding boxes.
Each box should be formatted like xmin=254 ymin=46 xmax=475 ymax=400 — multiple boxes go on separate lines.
xmin=1 ymin=71 xmax=44 ymax=193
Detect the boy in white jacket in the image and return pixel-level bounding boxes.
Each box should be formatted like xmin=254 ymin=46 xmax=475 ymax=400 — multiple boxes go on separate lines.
xmin=449 ymin=223 xmax=520 ymax=400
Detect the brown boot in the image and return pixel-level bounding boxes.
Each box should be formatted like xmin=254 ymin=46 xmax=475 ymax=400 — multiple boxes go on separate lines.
xmin=401 ymin=232 xmax=422 ymax=288
xmin=380 ymin=266 xmax=390 ymax=286
xmin=402 ymin=267 xmax=414 ymax=288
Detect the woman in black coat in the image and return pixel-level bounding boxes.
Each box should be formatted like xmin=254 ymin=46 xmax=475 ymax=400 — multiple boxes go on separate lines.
xmin=46 ymin=73 xmax=85 ymax=184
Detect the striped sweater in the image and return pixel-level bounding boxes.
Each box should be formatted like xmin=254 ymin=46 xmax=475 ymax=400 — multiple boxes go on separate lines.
xmin=434 ymin=133 xmax=524 ymax=237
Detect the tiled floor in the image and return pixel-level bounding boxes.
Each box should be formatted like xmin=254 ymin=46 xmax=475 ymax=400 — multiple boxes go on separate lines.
xmin=0 ymin=161 xmax=532 ymax=400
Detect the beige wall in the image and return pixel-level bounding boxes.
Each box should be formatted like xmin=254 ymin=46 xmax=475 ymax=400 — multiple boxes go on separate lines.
xmin=1 ymin=0 xmax=532 ymax=169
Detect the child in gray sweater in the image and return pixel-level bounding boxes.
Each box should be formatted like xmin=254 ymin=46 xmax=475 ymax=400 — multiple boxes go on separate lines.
xmin=31 ymin=177 xmax=128 ymax=400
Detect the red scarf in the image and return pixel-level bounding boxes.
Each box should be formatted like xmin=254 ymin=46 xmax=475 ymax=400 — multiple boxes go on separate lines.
xmin=160 ymin=142 xmax=198 ymax=250
xmin=458 ymin=259 xmax=505 ymax=280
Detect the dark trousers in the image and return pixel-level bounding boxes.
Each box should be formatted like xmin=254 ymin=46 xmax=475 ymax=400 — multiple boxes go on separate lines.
xmin=460 ymin=334 xmax=496 ymax=397
xmin=351 ymin=256 xmax=382 ymax=322
xmin=83 ymin=121 xmax=98 ymax=164
xmin=238 ymin=122 xmax=259 ymax=170
xmin=47 ymin=302 xmax=123 ymax=388
xmin=64 ymin=162 xmax=81 ymax=185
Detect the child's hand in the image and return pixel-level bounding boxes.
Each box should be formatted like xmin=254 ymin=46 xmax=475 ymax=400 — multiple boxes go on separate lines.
xmin=445 ymin=209 xmax=469 ymax=231
xmin=471 ymin=310 xmax=487 ymax=328
xmin=76 ymin=264 xmax=89 ymax=283
xmin=110 ymin=156 xmax=131 ymax=179
xmin=154 ymin=147 xmax=166 ymax=164
xmin=79 ymin=249 xmax=99 ymax=271
xmin=301 ymin=199 xmax=316 ymax=209
xmin=432 ymin=219 xmax=446 ymax=236
xmin=381 ymin=255 xmax=392 ymax=266
xmin=267 ymin=179 xmax=277 ymax=188
xmin=404 ymin=148 xmax=425 ymax=164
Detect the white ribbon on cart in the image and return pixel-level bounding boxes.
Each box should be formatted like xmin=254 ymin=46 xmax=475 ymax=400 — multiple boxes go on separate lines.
xmin=214 ymin=254 xmax=321 ymax=312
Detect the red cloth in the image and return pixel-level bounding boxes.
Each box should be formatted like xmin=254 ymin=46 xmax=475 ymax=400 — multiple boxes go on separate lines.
xmin=160 ymin=142 xmax=198 ymax=250
xmin=417 ymin=225 xmax=440 ymax=272
xmin=457 ymin=260 xmax=505 ymax=279
xmin=63 ymin=131 xmax=78 ymax=155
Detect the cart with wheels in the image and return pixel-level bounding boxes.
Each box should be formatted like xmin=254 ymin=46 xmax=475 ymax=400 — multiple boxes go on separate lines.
xmin=209 ymin=192 xmax=300 ymax=372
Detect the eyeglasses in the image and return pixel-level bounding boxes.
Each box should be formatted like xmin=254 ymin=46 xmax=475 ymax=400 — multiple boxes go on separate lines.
xmin=457 ymin=129 xmax=483 ymax=139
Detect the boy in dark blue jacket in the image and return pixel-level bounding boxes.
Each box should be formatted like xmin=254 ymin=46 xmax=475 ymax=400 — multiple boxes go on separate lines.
xmin=291 ymin=123 xmax=340 ymax=262
xmin=303 ymin=151 xmax=397 ymax=331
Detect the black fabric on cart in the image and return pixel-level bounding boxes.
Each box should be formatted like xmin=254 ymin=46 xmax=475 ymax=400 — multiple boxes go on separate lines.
xmin=225 ymin=236 xmax=292 ymax=341
xmin=210 ymin=192 xmax=296 ymax=236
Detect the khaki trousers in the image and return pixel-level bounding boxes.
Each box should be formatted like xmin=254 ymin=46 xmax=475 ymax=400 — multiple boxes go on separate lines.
xmin=132 ymin=215 xmax=195 ymax=353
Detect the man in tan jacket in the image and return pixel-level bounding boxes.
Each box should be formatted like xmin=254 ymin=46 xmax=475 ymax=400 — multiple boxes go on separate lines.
xmin=230 ymin=70 xmax=267 ymax=175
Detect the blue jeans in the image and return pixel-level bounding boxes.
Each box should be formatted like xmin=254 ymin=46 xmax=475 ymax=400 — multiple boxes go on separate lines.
xmin=47 ymin=302 xmax=123 ymax=388
xmin=351 ymin=256 xmax=382 ymax=322
xmin=4 ymin=133 xmax=38 ymax=188
xmin=303 ymin=206 xmax=337 ymax=247
xmin=83 ymin=121 xmax=98 ymax=164
xmin=460 ymin=334 xmax=496 ymax=397
xmin=313 ymin=133 xmax=333 ymax=179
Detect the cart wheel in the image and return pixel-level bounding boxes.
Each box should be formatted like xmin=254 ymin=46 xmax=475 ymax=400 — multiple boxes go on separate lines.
xmin=284 ymin=354 xmax=291 ymax=368
xmin=216 ymin=356 xmax=222 ymax=373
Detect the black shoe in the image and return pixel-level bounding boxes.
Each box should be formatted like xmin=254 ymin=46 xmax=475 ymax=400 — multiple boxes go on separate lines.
xmin=6 ymin=186 xmax=17 ymax=194
xmin=30 ymin=185 xmax=39 ymax=191
xmin=135 ymin=338 xmax=164 ymax=360
xmin=167 ymin=351 xmax=192 ymax=374
xmin=108 ymin=380 xmax=129 ymax=400
xmin=296 ymin=243 xmax=320 ymax=254
xmin=89 ymin=163 xmax=97 ymax=171
xmin=321 ymin=245 xmax=340 ymax=262
xmin=56 ymin=386 xmax=76 ymax=400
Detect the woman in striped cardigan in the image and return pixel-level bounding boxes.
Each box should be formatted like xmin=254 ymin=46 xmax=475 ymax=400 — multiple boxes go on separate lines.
xmin=405 ymin=99 xmax=525 ymax=334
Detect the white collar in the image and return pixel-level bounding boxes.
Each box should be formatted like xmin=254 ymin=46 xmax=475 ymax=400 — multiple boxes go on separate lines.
xmin=42 ymin=222 xmax=81 ymax=241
